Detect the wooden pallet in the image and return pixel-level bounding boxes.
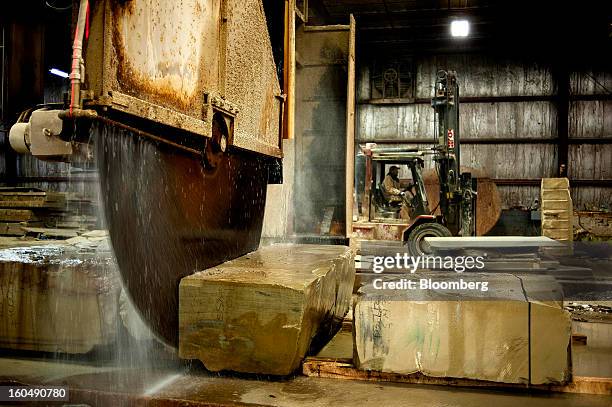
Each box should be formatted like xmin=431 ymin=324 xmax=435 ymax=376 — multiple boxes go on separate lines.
xmin=303 ymin=357 xmax=612 ymax=396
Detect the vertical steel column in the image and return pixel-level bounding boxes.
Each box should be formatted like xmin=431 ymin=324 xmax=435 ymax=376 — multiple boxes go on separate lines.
xmin=554 ymin=66 xmax=570 ymax=177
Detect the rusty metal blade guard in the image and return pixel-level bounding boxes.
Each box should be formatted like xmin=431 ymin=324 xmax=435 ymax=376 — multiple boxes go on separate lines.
xmin=94 ymin=121 xmax=268 ymax=346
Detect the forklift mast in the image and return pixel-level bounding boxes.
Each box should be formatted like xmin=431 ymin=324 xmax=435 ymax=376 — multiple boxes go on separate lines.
xmin=432 ymin=70 xmax=461 ymax=193
xmin=431 ymin=70 xmax=475 ymax=236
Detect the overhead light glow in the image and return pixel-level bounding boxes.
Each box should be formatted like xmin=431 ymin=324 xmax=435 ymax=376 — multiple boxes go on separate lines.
xmin=451 ymin=20 xmax=470 ymax=37
xmin=49 ymin=68 xmax=69 ymax=78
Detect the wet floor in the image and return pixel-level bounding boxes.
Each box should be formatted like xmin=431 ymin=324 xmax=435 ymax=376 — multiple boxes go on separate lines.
xmin=572 ymin=320 xmax=612 ymax=378
xmin=0 ymin=240 xmax=610 ymax=405
xmin=0 ymin=356 xmax=610 ymax=407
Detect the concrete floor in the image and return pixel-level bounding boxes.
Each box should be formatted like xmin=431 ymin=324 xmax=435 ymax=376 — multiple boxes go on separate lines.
xmin=571 ymin=320 xmax=612 ymax=381
xmin=0 ymin=356 xmax=610 ymax=406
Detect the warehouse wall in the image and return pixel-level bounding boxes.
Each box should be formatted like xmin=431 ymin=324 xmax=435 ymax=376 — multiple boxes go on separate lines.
xmin=569 ymin=71 xmax=612 ymax=209
xmin=356 ymin=54 xmax=611 ymax=210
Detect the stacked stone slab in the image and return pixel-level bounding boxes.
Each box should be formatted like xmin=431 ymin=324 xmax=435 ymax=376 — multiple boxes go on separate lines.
xmin=541 ymin=178 xmax=573 ymax=242
xmin=353 ymin=273 xmax=571 ymax=385
xmin=179 ymin=244 xmax=355 ymax=375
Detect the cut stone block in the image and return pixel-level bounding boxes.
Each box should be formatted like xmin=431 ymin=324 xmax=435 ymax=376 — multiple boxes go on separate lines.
xmin=542 ymin=219 xmax=572 ymax=229
xmin=0 ymin=236 xmax=120 ymax=353
xmin=425 ymin=236 xmax=563 ymax=249
xmin=179 ymin=244 xmax=355 ymax=375
xmin=541 ymin=178 xmax=573 ymax=242
xmin=542 ymin=208 xmax=571 ymax=218
xmin=519 ymin=275 xmax=571 ymax=384
xmin=541 ymin=189 xmax=570 ymax=201
xmin=531 ymin=300 xmax=572 ymax=384
xmin=542 ymin=178 xmax=570 ymax=190
xmin=541 ymin=200 xmax=572 ymax=211
xmin=544 ymin=228 xmax=572 ymax=241
xmin=353 ymin=273 xmax=571 ymax=385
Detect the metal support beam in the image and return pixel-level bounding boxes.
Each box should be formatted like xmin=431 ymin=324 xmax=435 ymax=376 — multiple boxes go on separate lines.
xmin=0 ymin=176 xmax=99 ymax=183
xmin=283 ymin=0 xmax=296 ymax=140
xmin=553 ymin=66 xmax=570 ymax=177
xmin=8 ymin=176 xmax=605 ymax=188
xmin=493 ymin=179 xmax=612 ymax=187
xmin=345 ymin=15 xmax=356 ymax=237
xmin=417 ymin=95 xmax=552 ymax=103
xmin=357 ymin=137 xmax=612 ymax=145
xmin=358 ymin=94 xmax=612 ymax=106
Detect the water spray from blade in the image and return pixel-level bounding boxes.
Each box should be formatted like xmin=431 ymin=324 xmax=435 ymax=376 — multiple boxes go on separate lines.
xmin=94 ymin=120 xmax=268 ymax=346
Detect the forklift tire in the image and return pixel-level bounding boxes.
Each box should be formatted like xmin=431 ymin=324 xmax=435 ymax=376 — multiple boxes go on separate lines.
xmin=405 ymin=222 xmax=452 ymax=257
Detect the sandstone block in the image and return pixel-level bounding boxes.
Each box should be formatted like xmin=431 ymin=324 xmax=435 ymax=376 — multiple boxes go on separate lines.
xmin=0 ymin=237 xmax=120 ymax=353
xmin=353 ymin=273 xmax=571 ymax=385
xmin=179 ymin=244 xmax=355 ymax=375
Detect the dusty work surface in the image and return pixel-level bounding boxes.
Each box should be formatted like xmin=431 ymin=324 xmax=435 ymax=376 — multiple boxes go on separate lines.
xmin=0 ymin=356 xmax=610 ymax=407
xmin=571 ymin=319 xmax=612 ymax=378
xmin=179 ymin=244 xmax=355 ymax=375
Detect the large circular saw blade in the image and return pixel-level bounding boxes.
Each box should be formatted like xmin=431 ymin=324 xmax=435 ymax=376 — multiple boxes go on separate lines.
xmin=95 ymin=121 xmax=268 ymax=346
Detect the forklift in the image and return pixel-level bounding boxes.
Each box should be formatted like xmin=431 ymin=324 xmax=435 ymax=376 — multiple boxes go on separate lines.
xmin=359 ymin=70 xmax=477 ymax=255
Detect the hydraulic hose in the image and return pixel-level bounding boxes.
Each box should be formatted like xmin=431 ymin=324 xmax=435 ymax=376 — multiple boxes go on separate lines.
xmin=69 ymin=0 xmax=89 ymax=115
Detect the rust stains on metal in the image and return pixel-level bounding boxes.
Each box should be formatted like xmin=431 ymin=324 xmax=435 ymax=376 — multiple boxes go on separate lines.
xmin=90 ymin=0 xmax=282 ymax=156
xmin=106 ymin=0 xmax=223 ymax=120
xmin=259 ymin=84 xmax=276 ymax=137
xmin=113 ymin=0 xmax=136 ymax=15
xmin=111 ymin=16 xmax=200 ymax=115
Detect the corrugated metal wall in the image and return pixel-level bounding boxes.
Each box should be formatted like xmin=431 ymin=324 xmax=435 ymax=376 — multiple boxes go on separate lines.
xmin=357 ymin=54 xmax=611 ymax=210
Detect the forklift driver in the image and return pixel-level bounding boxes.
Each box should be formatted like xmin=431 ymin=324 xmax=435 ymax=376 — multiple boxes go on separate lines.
xmin=382 ymin=165 xmax=406 ymax=205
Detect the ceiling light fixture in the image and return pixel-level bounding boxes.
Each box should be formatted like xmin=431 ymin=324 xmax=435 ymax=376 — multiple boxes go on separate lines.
xmin=49 ymin=68 xmax=69 ymax=78
xmin=451 ymin=20 xmax=470 ymax=38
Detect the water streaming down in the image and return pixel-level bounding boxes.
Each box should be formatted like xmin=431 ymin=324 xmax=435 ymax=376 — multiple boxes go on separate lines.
xmin=1 ymin=120 xmax=272 ymax=395
xmin=59 ymin=160 xmax=183 ymax=391
xmin=92 ymin=120 xmax=269 ymax=346
xmin=18 ymin=116 xmax=269 ymax=394
xmin=0 ymin=198 xmax=182 ymax=394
